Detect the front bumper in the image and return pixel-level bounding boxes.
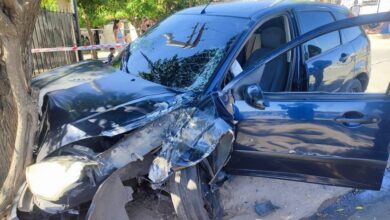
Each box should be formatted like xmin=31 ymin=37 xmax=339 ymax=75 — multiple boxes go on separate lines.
xmin=15 ymin=155 xmax=153 ymax=220
xmin=15 ymin=183 xmax=84 ymax=220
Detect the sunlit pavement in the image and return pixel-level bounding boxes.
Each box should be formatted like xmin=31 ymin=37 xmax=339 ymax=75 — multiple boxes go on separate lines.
xmin=367 ymin=35 xmax=390 ymax=93
xmin=303 ymin=170 xmax=390 ymax=220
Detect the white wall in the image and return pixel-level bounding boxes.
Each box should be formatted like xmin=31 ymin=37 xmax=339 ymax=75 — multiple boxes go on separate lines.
xmin=360 ymin=0 xmax=390 ymax=14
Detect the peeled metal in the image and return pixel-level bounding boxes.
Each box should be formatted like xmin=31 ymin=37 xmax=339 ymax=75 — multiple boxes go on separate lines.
xmin=149 ymin=95 xmax=235 ymax=184
xmin=24 ymin=92 xmax=236 ymax=216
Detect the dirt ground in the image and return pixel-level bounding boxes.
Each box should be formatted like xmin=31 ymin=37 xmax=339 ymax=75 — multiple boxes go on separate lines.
xmin=126 ymin=185 xmax=177 ymax=220
xmin=125 ymin=35 xmax=390 ymax=220
xmin=219 ymin=176 xmax=349 ymax=220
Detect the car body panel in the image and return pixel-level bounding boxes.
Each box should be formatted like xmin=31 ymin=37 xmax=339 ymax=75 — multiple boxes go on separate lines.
xmin=224 ymin=12 xmax=390 ymax=190
xmin=304 ymin=44 xmax=356 ymax=92
xmin=349 ymin=32 xmax=371 ymax=80
xmin=294 ymin=8 xmax=367 ymax=93
xmin=227 ymin=93 xmax=390 ymax=189
xmin=31 ymin=60 xmax=117 ymax=109
xmin=35 ymin=70 xmax=183 ymax=161
xmin=334 ymin=9 xmax=371 ymax=90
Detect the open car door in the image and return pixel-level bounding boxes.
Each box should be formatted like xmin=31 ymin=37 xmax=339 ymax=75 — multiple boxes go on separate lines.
xmin=224 ymin=13 xmax=390 ymax=190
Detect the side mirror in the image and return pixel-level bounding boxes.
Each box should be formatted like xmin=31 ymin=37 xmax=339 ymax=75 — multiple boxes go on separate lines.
xmin=307 ymin=44 xmax=322 ymax=58
xmin=243 ymin=84 xmax=268 ymax=110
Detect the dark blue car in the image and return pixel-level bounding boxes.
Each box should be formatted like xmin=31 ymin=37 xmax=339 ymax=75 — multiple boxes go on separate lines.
xmin=17 ymin=1 xmax=390 ymax=220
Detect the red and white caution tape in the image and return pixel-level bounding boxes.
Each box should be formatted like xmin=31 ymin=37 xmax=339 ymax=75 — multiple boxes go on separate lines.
xmin=32 ymin=43 xmax=128 ymax=53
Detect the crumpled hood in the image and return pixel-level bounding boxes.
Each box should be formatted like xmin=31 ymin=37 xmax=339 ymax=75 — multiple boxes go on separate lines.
xmin=34 ymin=64 xmax=184 ymax=161
xmin=32 ymin=60 xmax=117 ymax=109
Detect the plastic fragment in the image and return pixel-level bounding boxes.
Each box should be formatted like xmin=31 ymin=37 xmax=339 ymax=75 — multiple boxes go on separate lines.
xmin=254 ymin=200 xmax=280 ymax=217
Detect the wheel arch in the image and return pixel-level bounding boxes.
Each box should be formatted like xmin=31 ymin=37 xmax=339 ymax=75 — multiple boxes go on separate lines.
xmin=356 ymin=72 xmax=369 ymax=91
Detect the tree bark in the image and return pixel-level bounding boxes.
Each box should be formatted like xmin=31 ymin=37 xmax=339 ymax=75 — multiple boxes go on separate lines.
xmin=0 ymin=0 xmax=40 ymax=214
xmin=85 ymin=16 xmax=98 ymax=59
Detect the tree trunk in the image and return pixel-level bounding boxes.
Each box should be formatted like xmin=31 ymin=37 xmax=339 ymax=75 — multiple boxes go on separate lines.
xmin=85 ymin=17 xmax=98 ymax=59
xmin=130 ymin=17 xmax=142 ymax=37
xmin=0 ymin=0 xmax=41 ymax=215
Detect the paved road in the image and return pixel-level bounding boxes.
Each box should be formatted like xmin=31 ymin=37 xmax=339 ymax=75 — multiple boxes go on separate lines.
xmin=367 ymin=35 xmax=390 ymax=93
xmin=304 ymin=170 xmax=390 ymax=220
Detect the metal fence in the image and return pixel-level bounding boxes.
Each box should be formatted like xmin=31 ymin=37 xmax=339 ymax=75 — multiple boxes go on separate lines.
xmin=32 ymin=10 xmax=78 ymax=75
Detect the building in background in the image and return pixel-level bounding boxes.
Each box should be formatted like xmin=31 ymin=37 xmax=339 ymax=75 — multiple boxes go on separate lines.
xmin=337 ymin=0 xmax=390 ymax=13
xmin=359 ymin=0 xmax=390 ymax=14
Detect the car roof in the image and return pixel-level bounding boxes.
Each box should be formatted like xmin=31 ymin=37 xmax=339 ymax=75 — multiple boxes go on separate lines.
xmin=177 ymin=0 xmax=346 ymax=19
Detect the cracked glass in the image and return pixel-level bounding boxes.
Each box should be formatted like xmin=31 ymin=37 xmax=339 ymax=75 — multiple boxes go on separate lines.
xmin=124 ymin=14 xmax=248 ymax=92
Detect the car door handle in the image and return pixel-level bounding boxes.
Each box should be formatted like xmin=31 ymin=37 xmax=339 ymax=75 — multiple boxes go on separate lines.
xmin=339 ymin=53 xmax=349 ymax=63
xmin=335 ymin=116 xmax=379 ymax=126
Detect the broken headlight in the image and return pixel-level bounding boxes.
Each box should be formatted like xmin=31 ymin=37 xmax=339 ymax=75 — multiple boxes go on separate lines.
xmin=25 ymin=156 xmax=98 ymax=202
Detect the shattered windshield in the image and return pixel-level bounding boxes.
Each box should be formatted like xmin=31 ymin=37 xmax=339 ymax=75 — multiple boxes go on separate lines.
xmin=124 ymin=14 xmax=248 ymax=92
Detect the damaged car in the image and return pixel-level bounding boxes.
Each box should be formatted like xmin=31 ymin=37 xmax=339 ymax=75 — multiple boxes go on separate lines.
xmin=15 ymin=1 xmax=390 ymax=220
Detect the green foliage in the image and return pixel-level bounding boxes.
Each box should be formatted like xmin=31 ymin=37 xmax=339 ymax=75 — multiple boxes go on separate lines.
xmin=41 ymin=0 xmax=58 ymax=11
xmin=77 ymin=0 xmax=211 ymax=28
xmin=124 ymin=0 xmax=210 ymax=21
xmin=77 ymin=0 xmax=113 ymax=27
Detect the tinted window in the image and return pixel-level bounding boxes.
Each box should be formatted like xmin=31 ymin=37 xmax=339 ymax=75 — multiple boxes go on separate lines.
xmin=124 ymin=15 xmax=248 ymax=92
xmin=341 ymin=27 xmax=363 ymax=42
xmin=297 ymin=11 xmax=341 ymax=59
xmin=333 ymin=11 xmax=363 ymax=43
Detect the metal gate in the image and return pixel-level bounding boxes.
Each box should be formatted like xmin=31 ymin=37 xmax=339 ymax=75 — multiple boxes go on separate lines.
xmin=32 ymin=10 xmax=78 ymax=75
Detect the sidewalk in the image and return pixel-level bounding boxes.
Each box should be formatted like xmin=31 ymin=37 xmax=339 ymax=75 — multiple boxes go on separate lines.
xmin=367 ymin=35 xmax=390 ymax=93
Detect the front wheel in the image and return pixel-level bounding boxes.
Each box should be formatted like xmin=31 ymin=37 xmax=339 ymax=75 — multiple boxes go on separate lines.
xmin=168 ymin=166 xmax=222 ymax=220
xmin=346 ymin=78 xmax=363 ymax=93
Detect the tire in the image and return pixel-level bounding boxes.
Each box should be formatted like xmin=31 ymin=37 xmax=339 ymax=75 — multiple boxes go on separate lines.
xmin=168 ymin=166 xmax=222 ymax=220
xmin=346 ymin=78 xmax=363 ymax=93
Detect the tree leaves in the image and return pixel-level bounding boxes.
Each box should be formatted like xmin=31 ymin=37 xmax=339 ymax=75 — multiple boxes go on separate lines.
xmin=76 ymin=0 xmax=210 ymax=30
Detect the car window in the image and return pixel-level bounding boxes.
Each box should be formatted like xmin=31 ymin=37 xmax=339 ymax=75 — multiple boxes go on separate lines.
xmin=124 ymin=14 xmax=248 ymax=92
xmin=341 ymin=27 xmax=363 ymax=43
xmin=297 ymin=11 xmax=341 ymax=59
xmin=234 ymin=14 xmax=388 ymax=96
xmin=333 ymin=11 xmax=364 ymax=43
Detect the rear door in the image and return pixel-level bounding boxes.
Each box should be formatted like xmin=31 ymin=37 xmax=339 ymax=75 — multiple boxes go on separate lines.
xmin=225 ymin=13 xmax=390 ymax=190
xmin=295 ymin=10 xmax=355 ymax=92
xmin=334 ymin=11 xmax=371 ymax=88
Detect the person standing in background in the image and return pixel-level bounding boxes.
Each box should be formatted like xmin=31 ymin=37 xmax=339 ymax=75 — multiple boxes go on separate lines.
xmin=113 ymin=20 xmax=125 ymax=44
xmin=350 ymin=0 xmax=361 ymax=16
xmin=94 ymin=28 xmax=100 ymax=45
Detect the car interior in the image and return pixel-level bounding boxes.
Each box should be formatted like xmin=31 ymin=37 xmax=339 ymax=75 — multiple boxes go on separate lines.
xmin=225 ymin=16 xmax=293 ymax=92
